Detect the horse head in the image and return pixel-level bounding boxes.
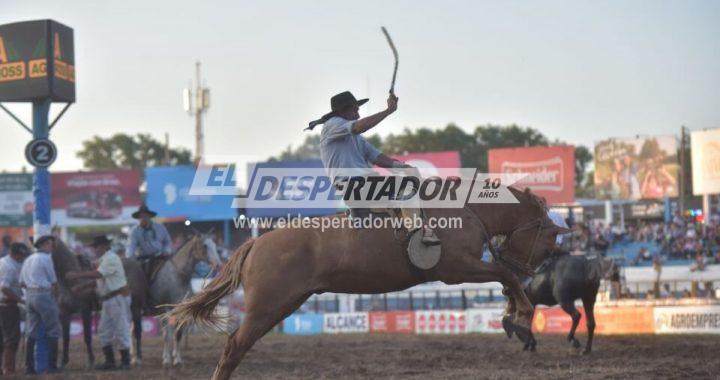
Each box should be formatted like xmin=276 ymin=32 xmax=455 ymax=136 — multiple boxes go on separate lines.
xmin=499 ymin=187 xmax=572 ymax=275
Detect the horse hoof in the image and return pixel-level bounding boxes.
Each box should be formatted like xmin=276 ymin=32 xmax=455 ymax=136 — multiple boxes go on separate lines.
xmin=572 ymin=339 xmax=581 ymax=349
xmin=502 ymin=316 xmax=514 ymax=338
xmin=582 ymin=349 xmax=591 ymax=355
xmin=162 ymin=360 xmax=171 ymax=368
xmin=173 ymin=359 xmax=183 ymax=367
xmin=513 ymin=325 xmax=532 ymax=344
xmin=132 ymin=358 xmax=142 ymax=367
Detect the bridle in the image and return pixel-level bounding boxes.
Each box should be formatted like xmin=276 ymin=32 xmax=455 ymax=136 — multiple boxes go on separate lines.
xmin=464 ymin=207 xmax=551 ymax=278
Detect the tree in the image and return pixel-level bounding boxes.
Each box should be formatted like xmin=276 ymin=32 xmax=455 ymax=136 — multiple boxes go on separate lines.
xmin=77 ymin=133 xmax=192 ymax=171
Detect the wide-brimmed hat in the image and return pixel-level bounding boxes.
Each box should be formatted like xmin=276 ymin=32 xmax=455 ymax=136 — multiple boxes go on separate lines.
xmin=132 ymin=204 xmax=157 ymax=219
xmin=306 ymin=91 xmax=368 ymax=131
xmin=33 ymin=235 xmax=55 ymax=249
xmin=10 ymin=242 xmax=30 ymax=257
xmin=89 ymin=235 xmax=113 ymax=248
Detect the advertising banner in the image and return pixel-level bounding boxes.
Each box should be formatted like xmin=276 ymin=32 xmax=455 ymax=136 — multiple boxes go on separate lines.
xmin=532 ymin=307 xmax=587 ymax=334
xmin=0 ymin=173 xmax=33 ymax=227
xmin=50 ymin=170 xmax=141 ymax=226
xmin=415 ymin=311 xmax=466 ymax=334
xmin=323 ymin=312 xmax=369 ymax=334
xmin=146 ymin=166 xmax=236 ymax=221
xmin=369 ymin=311 xmax=415 ymax=333
xmin=594 ymin=306 xmax=654 ymax=335
xmin=488 ymin=146 xmax=575 ymax=205
xmin=283 ymin=314 xmax=324 ymax=335
xmin=594 ymin=136 xmax=679 ymax=200
xmin=465 ymin=308 xmax=505 ymax=333
xmin=654 ymin=306 xmax=720 ymax=334
xmin=691 ymin=128 xmax=720 ymax=195
xmin=0 ymin=20 xmax=75 ymax=102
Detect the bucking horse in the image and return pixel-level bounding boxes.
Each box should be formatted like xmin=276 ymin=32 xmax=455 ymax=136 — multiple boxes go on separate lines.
xmin=168 ymin=186 xmax=569 ymax=380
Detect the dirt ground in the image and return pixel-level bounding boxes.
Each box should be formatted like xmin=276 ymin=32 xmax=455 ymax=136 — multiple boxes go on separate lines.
xmin=25 ymin=333 xmax=720 ymax=379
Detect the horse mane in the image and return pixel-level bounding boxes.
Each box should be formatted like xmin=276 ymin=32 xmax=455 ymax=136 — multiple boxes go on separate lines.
xmin=508 ymin=186 xmax=548 ymax=214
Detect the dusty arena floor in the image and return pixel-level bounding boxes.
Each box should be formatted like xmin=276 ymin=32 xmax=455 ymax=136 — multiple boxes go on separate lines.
xmin=38 ymin=333 xmax=720 ymax=379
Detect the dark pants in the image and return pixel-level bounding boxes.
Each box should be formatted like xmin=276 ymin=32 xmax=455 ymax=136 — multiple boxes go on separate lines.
xmin=0 ymin=304 xmax=20 ymax=351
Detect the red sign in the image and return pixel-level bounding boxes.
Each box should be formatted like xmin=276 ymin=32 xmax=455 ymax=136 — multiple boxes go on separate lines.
xmin=532 ymin=306 xmax=587 ymax=334
xmin=369 ymin=311 xmax=415 ymax=333
xmin=488 ymin=146 xmax=575 ymax=205
xmin=51 ymin=170 xmax=141 ymax=226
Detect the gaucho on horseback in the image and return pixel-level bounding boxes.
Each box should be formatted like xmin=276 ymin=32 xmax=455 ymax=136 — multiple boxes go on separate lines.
xmin=307 ymin=90 xmax=440 ymax=246
xmin=126 ymin=204 xmax=172 ymax=280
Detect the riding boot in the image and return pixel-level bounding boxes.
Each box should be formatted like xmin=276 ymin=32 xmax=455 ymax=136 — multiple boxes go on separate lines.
xmin=95 ymin=345 xmax=116 ymax=371
xmin=47 ymin=337 xmax=60 ymax=373
xmin=3 ymin=349 xmax=16 ymax=374
xmin=119 ymin=349 xmax=131 ymax=370
xmin=421 ymin=226 xmax=441 ymax=246
xmin=24 ymin=338 xmax=36 ymax=375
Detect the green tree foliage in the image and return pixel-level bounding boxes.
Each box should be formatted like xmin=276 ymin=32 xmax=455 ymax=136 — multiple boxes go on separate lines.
xmin=77 ymin=133 xmax=192 ymax=171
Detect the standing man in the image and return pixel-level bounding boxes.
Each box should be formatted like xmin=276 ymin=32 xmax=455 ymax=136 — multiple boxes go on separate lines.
xmin=20 ymin=235 xmax=61 ymax=374
xmin=0 ymin=242 xmax=29 ymax=374
xmin=126 ymin=204 xmax=172 ymax=279
xmin=67 ymin=236 xmax=131 ymax=370
xmin=307 ymin=91 xmax=440 ymax=245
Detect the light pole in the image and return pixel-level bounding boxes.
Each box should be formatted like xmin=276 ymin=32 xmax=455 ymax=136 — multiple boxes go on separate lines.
xmin=183 ymin=61 xmax=210 ymax=164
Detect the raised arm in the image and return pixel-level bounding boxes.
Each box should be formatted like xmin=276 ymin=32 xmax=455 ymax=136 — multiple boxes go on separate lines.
xmin=351 ymin=94 xmax=398 ymax=135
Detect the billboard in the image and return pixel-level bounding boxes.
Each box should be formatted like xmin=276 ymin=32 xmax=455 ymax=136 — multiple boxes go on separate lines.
xmin=50 ymin=170 xmax=141 ymax=226
xmin=465 ymin=308 xmax=505 ymax=333
xmin=283 ymin=314 xmax=324 ymax=335
xmin=369 ymin=311 xmax=415 ymax=333
xmin=146 ymin=166 xmax=236 ymax=221
xmin=691 ymin=128 xmax=720 ymax=195
xmin=0 ymin=173 xmax=33 ymax=227
xmin=415 ymin=311 xmax=466 ymax=334
xmin=323 ymin=312 xmax=369 ymax=334
xmin=0 ymin=20 xmax=75 ymax=102
xmin=654 ymin=306 xmax=720 ymax=334
xmin=594 ymin=136 xmax=679 ymax=200
xmin=391 ymin=151 xmax=461 ymax=176
xmin=488 ymin=146 xmax=575 ymax=204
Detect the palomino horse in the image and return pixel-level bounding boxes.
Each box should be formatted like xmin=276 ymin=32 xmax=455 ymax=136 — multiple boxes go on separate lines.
xmin=169 ymin=187 xmax=568 ymax=380
xmin=124 ymin=233 xmax=221 ymax=367
xmin=52 ymin=240 xmax=97 ymax=368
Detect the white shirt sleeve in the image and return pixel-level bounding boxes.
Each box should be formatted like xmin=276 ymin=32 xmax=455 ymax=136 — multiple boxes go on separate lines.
xmin=322 ymin=118 xmax=355 ymax=141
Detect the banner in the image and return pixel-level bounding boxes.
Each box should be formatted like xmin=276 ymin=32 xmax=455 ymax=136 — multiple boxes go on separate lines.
xmin=691 ymin=128 xmax=720 ymax=195
xmin=532 ymin=307 xmax=587 ymax=334
xmin=146 ymin=166 xmax=236 ymax=221
xmin=0 ymin=173 xmax=33 ymax=227
xmin=415 ymin=311 xmax=466 ymax=334
xmin=595 ymin=306 xmax=654 ymax=335
xmin=465 ymin=308 xmax=505 ymax=333
xmin=283 ymin=314 xmax=324 ymax=335
xmin=654 ymin=306 xmax=720 ymax=334
xmin=50 ymin=170 xmax=141 ymax=226
xmin=323 ymin=312 xmax=369 ymax=334
xmin=369 ymin=311 xmax=415 ymax=333
xmin=488 ymin=146 xmax=575 ymax=205
xmin=594 ymin=136 xmax=679 ymax=200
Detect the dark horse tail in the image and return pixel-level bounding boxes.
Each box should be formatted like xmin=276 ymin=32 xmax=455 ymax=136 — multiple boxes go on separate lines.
xmin=167 ymin=239 xmax=255 ymax=330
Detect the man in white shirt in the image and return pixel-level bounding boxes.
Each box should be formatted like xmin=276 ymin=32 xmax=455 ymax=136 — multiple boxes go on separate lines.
xmin=0 ymin=242 xmax=29 ymax=374
xmin=19 ymin=235 xmax=61 ymax=374
xmin=67 ymin=235 xmax=131 ymax=371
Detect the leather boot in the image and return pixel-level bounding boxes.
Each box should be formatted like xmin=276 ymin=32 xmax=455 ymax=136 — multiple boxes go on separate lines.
xmin=47 ymin=337 xmax=59 ymax=373
xmin=3 ymin=349 xmax=16 ymax=374
xmin=24 ymin=338 xmax=36 ymax=375
xmin=119 ymin=349 xmax=131 ymax=370
xmin=95 ymin=345 xmax=116 ymax=371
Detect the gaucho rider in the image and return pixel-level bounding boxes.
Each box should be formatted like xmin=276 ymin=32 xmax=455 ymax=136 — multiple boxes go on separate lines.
xmin=307 ymin=91 xmax=440 ymax=246
xmin=127 ymin=204 xmax=172 ymax=280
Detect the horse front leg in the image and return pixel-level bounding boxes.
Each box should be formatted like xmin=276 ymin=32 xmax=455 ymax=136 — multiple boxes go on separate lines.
xmin=81 ymin=306 xmax=95 ymax=367
xmin=172 ymin=327 xmax=183 ymax=366
xmin=161 ymin=320 xmax=172 ymax=368
xmin=60 ymin=313 xmax=70 ymax=368
xmin=131 ymin=312 xmax=143 ymax=366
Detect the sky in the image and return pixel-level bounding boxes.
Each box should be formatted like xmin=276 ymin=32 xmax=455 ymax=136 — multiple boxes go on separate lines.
xmin=1 ymin=0 xmax=719 ymax=174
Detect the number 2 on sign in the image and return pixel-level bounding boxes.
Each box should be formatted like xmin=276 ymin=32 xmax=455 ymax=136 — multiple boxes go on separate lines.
xmin=483 ymin=177 xmax=501 ymax=189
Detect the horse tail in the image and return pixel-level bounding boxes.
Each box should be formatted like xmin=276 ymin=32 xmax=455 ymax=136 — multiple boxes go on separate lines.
xmin=167 ymin=238 xmax=255 ymax=330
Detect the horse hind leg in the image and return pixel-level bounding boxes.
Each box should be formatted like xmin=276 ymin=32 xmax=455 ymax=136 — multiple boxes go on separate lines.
xmin=560 ymin=301 xmax=582 ymax=349
xmin=82 ymin=306 xmax=95 ymax=367
xmin=162 ymin=320 xmax=173 ymax=367
xmin=212 ymin=292 xmax=310 ymax=380
xmin=172 ymin=327 xmax=183 ymax=366
xmin=60 ymin=313 xmax=71 ymax=368
xmin=131 ymin=313 xmax=143 ymax=366
xmin=582 ymin=290 xmax=598 ymax=355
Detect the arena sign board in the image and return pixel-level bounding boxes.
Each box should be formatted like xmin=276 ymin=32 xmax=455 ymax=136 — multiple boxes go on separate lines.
xmin=465 ymin=308 xmax=505 ymax=333
xmin=690 ymin=128 xmax=720 ymax=195
xmin=50 ymin=170 xmax=141 ymax=226
xmin=594 ymin=136 xmax=679 ymax=200
xmin=323 ymin=312 xmax=369 ymax=334
xmin=488 ymin=146 xmax=575 ymax=205
xmin=283 ymin=314 xmax=324 ymax=335
xmin=415 ymin=310 xmax=466 ymax=334
xmin=0 ymin=173 xmax=33 ymax=227
xmin=654 ymin=305 xmax=720 ymax=334
xmin=0 ymin=20 xmax=75 ymax=102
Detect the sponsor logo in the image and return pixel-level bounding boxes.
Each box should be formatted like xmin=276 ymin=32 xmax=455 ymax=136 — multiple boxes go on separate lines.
xmin=324 ymin=313 xmax=369 ymax=333
xmin=500 ymin=157 xmax=564 ymax=191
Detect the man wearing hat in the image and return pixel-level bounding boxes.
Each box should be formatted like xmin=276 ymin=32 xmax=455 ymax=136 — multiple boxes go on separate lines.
xmin=127 ymin=204 xmax=172 ymax=279
xmin=67 ymin=236 xmax=131 ymax=370
xmin=0 ymin=242 xmax=30 ymax=374
xmin=308 ymin=91 xmax=440 ymax=246
xmin=19 ymin=235 xmax=61 ymax=374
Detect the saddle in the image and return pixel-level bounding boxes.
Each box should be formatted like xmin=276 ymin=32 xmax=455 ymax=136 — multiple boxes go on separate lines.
xmin=138 ymin=256 xmax=169 ymax=285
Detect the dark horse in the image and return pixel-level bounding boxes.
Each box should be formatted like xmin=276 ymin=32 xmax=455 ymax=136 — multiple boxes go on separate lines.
xmin=169 ymin=186 xmax=569 ymax=380
xmin=51 ymin=240 xmax=97 ymax=367
xmin=517 ymin=252 xmax=616 ymax=354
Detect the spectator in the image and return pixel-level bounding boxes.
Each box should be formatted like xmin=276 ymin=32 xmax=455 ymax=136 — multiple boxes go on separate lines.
xmin=632 ymin=247 xmax=651 ymax=266
xmin=659 ymin=283 xmax=672 ymax=299
xmin=0 ymin=236 xmax=11 ymax=258
xmin=0 ymin=242 xmax=29 ymax=374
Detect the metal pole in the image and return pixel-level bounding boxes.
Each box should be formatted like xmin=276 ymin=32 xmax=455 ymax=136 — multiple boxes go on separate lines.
xmin=194 ymin=61 xmax=204 ymax=164
xmin=679 ymin=126 xmax=686 ymax=216
xmin=32 ymin=98 xmax=52 ymax=237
